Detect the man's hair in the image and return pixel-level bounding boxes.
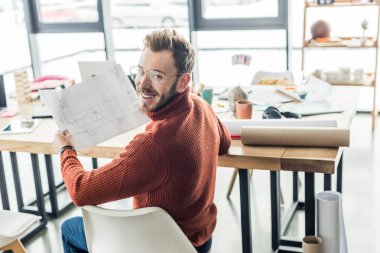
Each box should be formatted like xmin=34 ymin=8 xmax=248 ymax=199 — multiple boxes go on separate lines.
xmin=143 ymin=29 xmax=195 ymax=74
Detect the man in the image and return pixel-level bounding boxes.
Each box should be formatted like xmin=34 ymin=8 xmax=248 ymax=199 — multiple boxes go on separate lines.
xmin=53 ymin=29 xmax=231 ymax=253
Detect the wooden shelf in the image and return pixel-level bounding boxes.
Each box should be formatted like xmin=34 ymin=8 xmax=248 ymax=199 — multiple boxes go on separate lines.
xmin=324 ymin=79 xmax=374 ymax=86
xmin=302 ymin=0 xmax=379 ymax=130
xmin=304 ymin=38 xmax=377 ymax=48
xmin=306 ymin=2 xmax=379 ymax=8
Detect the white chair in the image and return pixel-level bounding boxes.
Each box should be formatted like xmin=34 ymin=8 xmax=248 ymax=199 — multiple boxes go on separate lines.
xmin=250 ymin=71 xmax=294 ymax=85
xmin=81 ymin=205 xmax=197 ymax=253
xmin=0 ymin=210 xmax=41 ymax=253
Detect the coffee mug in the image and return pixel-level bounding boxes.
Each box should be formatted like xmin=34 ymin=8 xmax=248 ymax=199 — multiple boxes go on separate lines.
xmin=201 ymin=87 xmax=213 ymax=105
xmin=236 ymin=100 xmax=253 ymax=119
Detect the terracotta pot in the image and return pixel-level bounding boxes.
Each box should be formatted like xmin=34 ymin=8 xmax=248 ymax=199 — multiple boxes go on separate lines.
xmin=302 ymin=236 xmax=322 ymax=253
xmin=235 ymin=100 xmax=253 ymax=119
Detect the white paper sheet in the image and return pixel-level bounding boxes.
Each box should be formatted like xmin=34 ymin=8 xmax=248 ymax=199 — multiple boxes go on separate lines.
xmin=40 ymin=64 xmax=148 ymax=149
xmin=316 ymin=191 xmax=348 ymax=253
xmin=303 ymin=76 xmax=332 ymax=102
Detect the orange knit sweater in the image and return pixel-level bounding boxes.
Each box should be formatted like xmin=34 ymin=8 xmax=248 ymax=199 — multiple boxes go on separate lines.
xmin=61 ymin=87 xmax=231 ymax=246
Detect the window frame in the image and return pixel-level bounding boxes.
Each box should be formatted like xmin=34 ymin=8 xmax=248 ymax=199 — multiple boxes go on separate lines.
xmin=24 ymin=0 xmax=104 ymax=33
xmin=190 ymin=0 xmax=288 ymax=31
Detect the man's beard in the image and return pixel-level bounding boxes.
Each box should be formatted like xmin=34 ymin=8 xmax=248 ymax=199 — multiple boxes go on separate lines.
xmin=138 ymin=78 xmax=178 ymax=113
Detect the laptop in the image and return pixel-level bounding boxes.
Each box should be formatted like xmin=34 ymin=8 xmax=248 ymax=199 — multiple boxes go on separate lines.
xmin=78 ymin=61 xmax=136 ymax=90
xmin=78 ymin=61 xmax=117 ymax=81
xmin=0 ymin=75 xmax=7 ymax=112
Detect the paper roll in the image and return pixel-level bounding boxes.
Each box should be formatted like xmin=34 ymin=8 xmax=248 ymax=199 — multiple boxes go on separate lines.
xmin=222 ymin=119 xmax=338 ymax=138
xmin=316 ymin=191 xmax=348 ymax=253
xmin=241 ymin=126 xmax=349 ymax=147
xmin=302 ymin=236 xmax=323 ymax=253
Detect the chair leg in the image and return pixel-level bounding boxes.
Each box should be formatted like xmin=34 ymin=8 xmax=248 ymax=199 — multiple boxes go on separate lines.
xmin=0 ymin=239 xmax=26 ymax=253
xmin=298 ymin=176 xmax=302 ymax=188
xmin=280 ymin=187 xmax=285 ymax=205
xmin=226 ymin=169 xmax=238 ymax=198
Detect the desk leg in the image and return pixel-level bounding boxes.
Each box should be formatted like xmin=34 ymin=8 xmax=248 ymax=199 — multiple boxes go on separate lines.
xmin=293 ymin=172 xmax=298 ymax=202
xmin=305 ymin=173 xmax=315 ymax=236
xmin=30 ymin=154 xmax=48 ymax=222
xmin=238 ymin=169 xmax=252 ymax=253
xmin=0 ymin=152 xmax=10 ymax=210
xmin=270 ymin=171 xmax=280 ymax=251
xmin=45 ymin=155 xmax=59 ymax=218
xmin=324 ymin=174 xmax=332 ymax=191
xmin=337 ymin=153 xmax=343 ymax=193
xmin=10 ymin=152 xmax=24 ymax=211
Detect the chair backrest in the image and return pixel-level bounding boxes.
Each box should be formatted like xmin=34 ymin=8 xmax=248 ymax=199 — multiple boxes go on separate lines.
xmin=0 ymin=210 xmax=40 ymax=248
xmin=251 ymin=71 xmax=294 ymax=85
xmin=81 ymin=205 xmax=197 ymax=253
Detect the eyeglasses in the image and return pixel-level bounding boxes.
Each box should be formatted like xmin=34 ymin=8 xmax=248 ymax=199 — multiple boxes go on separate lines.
xmin=130 ymin=66 xmax=184 ymax=86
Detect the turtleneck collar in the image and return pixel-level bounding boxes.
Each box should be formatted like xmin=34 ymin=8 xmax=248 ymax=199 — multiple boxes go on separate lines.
xmin=146 ymin=86 xmax=192 ymax=121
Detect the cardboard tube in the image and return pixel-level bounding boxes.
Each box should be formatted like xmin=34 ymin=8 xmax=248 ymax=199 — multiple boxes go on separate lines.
xmin=222 ymin=119 xmax=338 ymax=139
xmin=241 ymin=126 xmax=349 ymax=147
xmin=302 ymin=236 xmax=322 ymax=253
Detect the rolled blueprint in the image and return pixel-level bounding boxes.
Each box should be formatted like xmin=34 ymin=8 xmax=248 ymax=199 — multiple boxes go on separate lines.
xmin=302 ymin=236 xmax=322 ymax=253
xmin=222 ymin=119 xmax=337 ymax=139
xmin=241 ymin=126 xmax=349 ymax=147
xmin=316 ymin=191 xmax=348 ymax=253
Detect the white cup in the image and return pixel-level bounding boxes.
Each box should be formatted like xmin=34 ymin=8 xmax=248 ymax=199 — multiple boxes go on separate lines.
xmin=338 ymin=67 xmax=351 ymax=82
xmin=324 ymin=71 xmax=338 ymax=82
xmin=354 ymin=68 xmax=364 ymax=82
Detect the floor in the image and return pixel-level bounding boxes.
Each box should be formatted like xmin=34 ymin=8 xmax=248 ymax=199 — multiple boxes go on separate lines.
xmin=1 ymin=113 xmax=379 ymax=253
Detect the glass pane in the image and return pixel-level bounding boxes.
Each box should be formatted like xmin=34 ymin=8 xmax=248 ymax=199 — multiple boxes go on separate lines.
xmin=37 ymin=33 xmax=105 ymax=81
xmin=196 ymin=30 xmax=287 ymax=87
xmin=111 ymin=0 xmax=188 ymax=28
xmin=0 ymin=0 xmax=32 ymax=92
xmin=38 ymin=0 xmax=99 ymax=23
xmin=111 ymin=0 xmax=190 ymax=73
xmin=202 ymin=0 xmax=278 ymax=19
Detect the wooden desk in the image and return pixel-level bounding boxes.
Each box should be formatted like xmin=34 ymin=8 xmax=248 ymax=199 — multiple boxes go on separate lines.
xmin=0 ymin=86 xmax=359 ymax=253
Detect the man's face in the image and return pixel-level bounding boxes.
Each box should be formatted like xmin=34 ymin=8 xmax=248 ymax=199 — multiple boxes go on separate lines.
xmin=136 ymin=48 xmax=182 ymax=113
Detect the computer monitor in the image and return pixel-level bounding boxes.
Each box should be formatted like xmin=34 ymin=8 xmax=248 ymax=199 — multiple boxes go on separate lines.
xmin=0 ymin=75 xmax=7 ymax=111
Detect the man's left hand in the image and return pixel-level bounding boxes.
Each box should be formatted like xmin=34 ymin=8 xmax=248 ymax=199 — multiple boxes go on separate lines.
xmin=53 ymin=129 xmax=75 ymax=153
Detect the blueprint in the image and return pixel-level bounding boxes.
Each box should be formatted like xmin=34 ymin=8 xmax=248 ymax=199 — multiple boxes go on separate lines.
xmin=40 ymin=64 xmax=148 ymax=149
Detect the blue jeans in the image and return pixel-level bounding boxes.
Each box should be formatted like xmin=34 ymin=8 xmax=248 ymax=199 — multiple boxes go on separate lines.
xmin=61 ymin=216 xmax=212 ymax=253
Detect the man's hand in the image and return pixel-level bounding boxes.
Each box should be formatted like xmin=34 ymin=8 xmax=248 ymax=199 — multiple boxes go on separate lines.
xmin=53 ymin=130 xmax=75 ymax=153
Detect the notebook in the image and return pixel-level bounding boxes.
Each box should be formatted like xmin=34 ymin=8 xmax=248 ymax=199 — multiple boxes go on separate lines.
xmin=283 ymin=101 xmax=344 ymax=116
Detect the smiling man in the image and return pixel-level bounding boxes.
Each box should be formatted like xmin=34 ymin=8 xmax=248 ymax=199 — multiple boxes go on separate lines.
xmin=54 ymin=29 xmax=231 ymax=253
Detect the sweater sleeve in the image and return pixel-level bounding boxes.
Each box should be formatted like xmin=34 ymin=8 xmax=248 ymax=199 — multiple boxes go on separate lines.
xmin=216 ymin=116 xmax=231 ymax=155
xmin=61 ymin=133 xmax=167 ymax=207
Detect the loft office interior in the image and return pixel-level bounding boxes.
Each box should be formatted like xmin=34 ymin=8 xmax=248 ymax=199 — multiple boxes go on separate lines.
xmin=0 ymin=0 xmax=379 ymax=253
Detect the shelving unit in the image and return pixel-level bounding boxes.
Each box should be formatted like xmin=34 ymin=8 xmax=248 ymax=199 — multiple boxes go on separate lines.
xmin=302 ymin=1 xmax=380 ymax=129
